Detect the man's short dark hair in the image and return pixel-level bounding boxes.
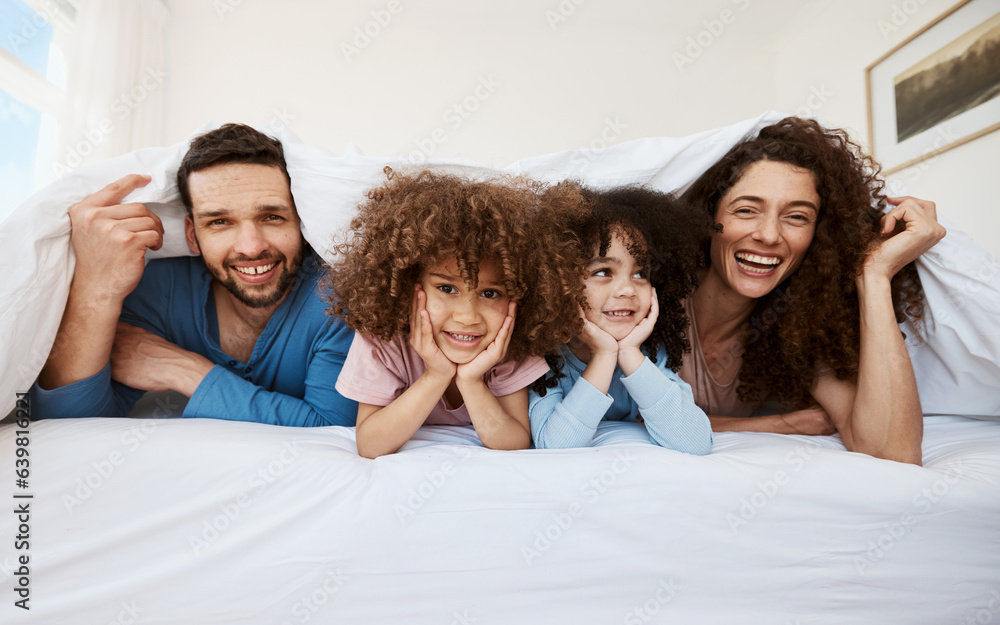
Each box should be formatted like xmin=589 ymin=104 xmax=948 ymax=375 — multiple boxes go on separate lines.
xmin=177 ymin=123 xmax=291 ymax=214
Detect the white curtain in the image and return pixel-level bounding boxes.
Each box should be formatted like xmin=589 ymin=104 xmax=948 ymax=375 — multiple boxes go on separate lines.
xmin=58 ymin=0 xmax=168 ymax=174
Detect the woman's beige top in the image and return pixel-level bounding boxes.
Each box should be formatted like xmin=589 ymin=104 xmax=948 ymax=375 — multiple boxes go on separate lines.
xmin=677 ymin=298 xmax=754 ymax=418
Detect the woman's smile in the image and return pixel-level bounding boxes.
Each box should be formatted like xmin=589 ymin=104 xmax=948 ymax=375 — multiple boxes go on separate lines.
xmin=709 ymin=160 xmax=819 ymax=300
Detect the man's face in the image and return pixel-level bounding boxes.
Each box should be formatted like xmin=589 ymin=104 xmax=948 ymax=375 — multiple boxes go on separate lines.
xmin=184 ymin=163 xmax=304 ymax=309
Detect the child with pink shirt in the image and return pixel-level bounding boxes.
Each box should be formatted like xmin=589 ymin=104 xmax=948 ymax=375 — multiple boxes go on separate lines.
xmin=327 ymin=169 xmax=585 ymax=458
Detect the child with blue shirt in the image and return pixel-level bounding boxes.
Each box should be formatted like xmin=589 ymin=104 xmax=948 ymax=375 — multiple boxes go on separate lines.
xmin=529 ymin=186 xmax=714 ymax=454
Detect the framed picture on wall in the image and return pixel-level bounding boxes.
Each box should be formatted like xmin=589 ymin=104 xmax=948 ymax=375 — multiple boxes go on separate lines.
xmin=866 ymin=0 xmax=1000 ymax=174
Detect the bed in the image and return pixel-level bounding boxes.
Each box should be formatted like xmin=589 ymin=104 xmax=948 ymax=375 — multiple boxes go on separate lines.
xmin=2 ymin=112 xmax=999 ymax=624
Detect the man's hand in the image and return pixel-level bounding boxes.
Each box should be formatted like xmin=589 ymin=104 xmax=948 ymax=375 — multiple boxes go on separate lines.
xmin=37 ymin=175 xmax=164 ymax=390
xmin=111 ymin=322 xmax=213 ymax=397
xmin=68 ymin=174 xmax=164 ymax=300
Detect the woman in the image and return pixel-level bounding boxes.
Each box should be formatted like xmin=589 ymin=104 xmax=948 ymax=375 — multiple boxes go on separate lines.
xmin=680 ymin=117 xmax=945 ymax=464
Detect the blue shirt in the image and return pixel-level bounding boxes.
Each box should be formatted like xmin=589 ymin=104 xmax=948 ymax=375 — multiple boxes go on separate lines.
xmin=29 ymin=253 xmax=357 ymax=426
xmin=529 ymin=345 xmax=713 ymax=454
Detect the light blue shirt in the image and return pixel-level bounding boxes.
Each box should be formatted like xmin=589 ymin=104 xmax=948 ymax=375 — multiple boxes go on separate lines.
xmin=529 ymin=345 xmax=713 ymax=454
xmin=29 ymin=252 xmax=357 ymax=426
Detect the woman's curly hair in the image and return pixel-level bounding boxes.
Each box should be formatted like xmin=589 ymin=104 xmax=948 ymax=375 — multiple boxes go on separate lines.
xmin=532 ymin=185 xmax=714 ymax=396
xmin=326 ymin=168 xmax=587 ymax=362
xmin=683 ymin=116 xmax=926 ymax=410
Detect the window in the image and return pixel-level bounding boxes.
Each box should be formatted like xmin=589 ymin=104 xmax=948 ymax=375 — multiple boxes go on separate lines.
xmin=0 ymin=0 xmax=74 ymax=223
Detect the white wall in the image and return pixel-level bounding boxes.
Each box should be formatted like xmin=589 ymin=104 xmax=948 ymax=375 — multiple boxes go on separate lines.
xmin=161 ymin=0 xmax=999 ymax=257
xmin=772 ymin=0 xmax=1000 ymax=260
xmin=160 ymin=0 xmax=804 ymax=161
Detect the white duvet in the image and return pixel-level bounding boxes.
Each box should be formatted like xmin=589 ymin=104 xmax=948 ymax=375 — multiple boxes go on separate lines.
xmin=1 ymin=417 xmax=998 ymax=624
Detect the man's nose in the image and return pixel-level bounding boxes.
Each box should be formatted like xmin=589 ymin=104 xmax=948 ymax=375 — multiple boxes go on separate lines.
xmin=233 ymin=223 xmax=268 ymax=257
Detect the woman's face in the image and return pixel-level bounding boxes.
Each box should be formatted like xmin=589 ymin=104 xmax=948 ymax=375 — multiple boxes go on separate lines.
xmin=709 ymin=160 xmax=820 ymax=301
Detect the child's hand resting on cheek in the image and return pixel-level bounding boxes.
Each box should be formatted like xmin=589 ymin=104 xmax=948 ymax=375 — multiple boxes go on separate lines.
xmin=578 ymin=305 xmax=620 ymax=360
xmin=617 ymin=288 xmax=658 ymax=376
xmin=410 ymin=285 xmax=457 ymax=382
xmin=456 ymin=302 xmax=516 ymax=383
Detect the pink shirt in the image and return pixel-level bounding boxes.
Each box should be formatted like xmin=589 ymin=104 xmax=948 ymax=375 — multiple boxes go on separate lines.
xmin=676 ymin=298 xmax=833 ymax=418
xmin=336 ymin=333 xmax=550 ymax=425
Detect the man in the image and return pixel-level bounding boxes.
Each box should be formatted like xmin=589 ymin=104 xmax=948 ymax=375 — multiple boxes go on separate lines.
xmin=30 ymin=124 xmax=357 ymax=426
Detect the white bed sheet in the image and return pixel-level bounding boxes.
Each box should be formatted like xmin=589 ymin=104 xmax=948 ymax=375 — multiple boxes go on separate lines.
xmin=1 ymin=416 xmax=998 ymax=624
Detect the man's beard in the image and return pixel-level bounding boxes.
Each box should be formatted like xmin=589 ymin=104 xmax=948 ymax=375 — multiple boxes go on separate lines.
xmin=207 ymin=246 xmax=305 ymax=309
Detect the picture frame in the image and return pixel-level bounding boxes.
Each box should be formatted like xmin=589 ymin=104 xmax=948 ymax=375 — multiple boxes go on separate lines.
xmin=866 ymin=0 xmax=1000 ymax=175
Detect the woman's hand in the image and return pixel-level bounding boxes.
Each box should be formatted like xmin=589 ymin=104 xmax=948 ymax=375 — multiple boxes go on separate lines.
xmin=709 ymin=405 xmax=836 ymax=435
xmin=864 ymin=196 xmax=946 ymax=280
xmin=780 ymin=405 xmax=837 ymax=436
xmin=456 ymin=301 xmax=515 ymax=383
xmin=410 ymin=286 xmax=456 ymax=381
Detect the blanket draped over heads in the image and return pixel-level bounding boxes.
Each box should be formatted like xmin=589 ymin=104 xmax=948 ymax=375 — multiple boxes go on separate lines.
xmin=2 ymin=113 xmax=999 ymax=418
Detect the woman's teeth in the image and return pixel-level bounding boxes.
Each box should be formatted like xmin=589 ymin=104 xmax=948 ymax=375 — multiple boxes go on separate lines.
xmin=735 ymin=252 xmax=780 ymax=274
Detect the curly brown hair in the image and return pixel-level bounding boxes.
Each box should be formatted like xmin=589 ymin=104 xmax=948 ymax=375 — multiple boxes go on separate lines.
xmin=326 ymin=168 xmax=587 ymax=361
xmin=683 ymin=116 xmax=926 ymax=410
xmin=533 ymin=185 xmax=714 ymax=395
